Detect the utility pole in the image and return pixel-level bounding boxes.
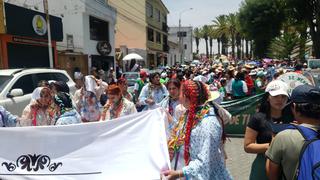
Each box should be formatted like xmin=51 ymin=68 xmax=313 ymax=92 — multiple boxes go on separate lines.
xmin=43 ymin=0 xmax=53 ymax=68
xmin=178 ymin=18 xmax=182 ymax=64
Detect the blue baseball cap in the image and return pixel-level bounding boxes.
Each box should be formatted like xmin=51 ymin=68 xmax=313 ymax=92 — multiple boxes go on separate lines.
xmin=291 ymin=84 xmax=320 ymax=104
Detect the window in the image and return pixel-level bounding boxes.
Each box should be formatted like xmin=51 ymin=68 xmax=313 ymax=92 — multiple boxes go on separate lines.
xmin=155 ymin=8 xmax=160 ymax=22
xmin=11 ymin=75 xmax=35 ymax=95
xmin=148 ymin=28 xmax=154 ymax=42
xmin=90 ymin=16 xmax=109 ymax=41
xmin=146 ymin=2 xmax=153 ymax=18
xmin=156 ymin=32 xmax=161 ymax=43
xmin=163 ymin=35 xmax=168 ymax=45
xmin=0 ymin=75 xmax=13 ymax=93
xmin=66 ymin=34 xmax=74 ymax=50
xmin=162 ymin=13 xmax=167 ymax=23
xmin=34 ymin=73 xmax=69 ymax=84
xmin=184 ymin=44 xmax=187 ymax=49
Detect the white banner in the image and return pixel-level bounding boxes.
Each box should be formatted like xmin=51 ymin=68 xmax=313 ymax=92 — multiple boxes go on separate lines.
xmin=0 ymin=108 xmax=170 ymax=180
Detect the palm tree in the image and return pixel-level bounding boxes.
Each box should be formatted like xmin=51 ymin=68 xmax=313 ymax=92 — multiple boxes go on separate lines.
xmin=208 ymin=25 xmax=216 ymax=59
xmin=268 ymin=32 xmax=300 ymax=60
xmin=226 ymin=13 xmax=238 ymax=59
xmin=201 ymin=25 xmax=210 ymax=58
xmin=212 ymin=15 xmax=229 ymax=56
xmin=193 ymin=27 xmax=201 ymax=55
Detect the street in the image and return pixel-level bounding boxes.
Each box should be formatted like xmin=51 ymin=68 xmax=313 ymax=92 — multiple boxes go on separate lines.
xmin=225 ymin=137 xmax=256 ymax=180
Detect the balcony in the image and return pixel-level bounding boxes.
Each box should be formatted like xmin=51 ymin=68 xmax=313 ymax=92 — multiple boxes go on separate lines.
xmin=162 ymin=22 xmax=169 ymax=32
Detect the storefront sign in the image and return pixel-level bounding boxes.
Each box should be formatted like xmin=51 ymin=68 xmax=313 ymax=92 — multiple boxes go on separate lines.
xmin=96 ymin=41 xmax=112 ymax=56
xmin=5 ymin=3 xmax=63 ymax=41
xmin=278 ymin=72 xmax=312 ymax=94
xmin=12 ymin=36 xmax=48 ymax=46
xmin=32 ymin=15 xmax=47 ymax=36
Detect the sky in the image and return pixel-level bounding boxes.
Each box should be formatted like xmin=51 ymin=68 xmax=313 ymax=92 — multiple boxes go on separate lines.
xmin=162 ymin=0 xmax=243 ymax=55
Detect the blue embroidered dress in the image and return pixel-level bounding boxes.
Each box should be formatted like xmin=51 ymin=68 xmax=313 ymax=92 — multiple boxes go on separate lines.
xmin=172 ymin=108 xmax=233 ymax=180
xmin=55 ymin=109 xmax=81 ymax=125
xmin=138 ymin=83 xmax=168 ymax=110
xmin=0 ymin=106 xmax=18 ymax=127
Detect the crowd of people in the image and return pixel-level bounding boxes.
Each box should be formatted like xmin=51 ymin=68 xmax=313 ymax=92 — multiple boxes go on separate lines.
xmin=0 ymin=59 xmax=319 ymax=179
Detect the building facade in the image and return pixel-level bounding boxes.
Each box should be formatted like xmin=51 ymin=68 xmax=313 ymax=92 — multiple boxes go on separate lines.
xmin=168 ymin=40 xmax=179 ymax=66
xmin=49 ymin=0 xmax=117 ymax=76
xmin=0 ymin=1 xmax=63 ymax=69
xmin=0 ymin=0 xmax=117 ymax=77
xmin=109 ymin=0 xmax=169 ymax=70
xmin=168 ymin=26 xmax=193 ymax=64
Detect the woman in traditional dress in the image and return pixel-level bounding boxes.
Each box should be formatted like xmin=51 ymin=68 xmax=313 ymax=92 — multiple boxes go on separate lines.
xmin=53 ymin=92 xmax=81 ymax=125
xmin=159 ymin=79 xmax=181 ymax=135
xmin=162 ymin=80 xmax=232 ymax=180
xmin=19 ymin=87 xmax=55 ymax=126
xmin=117 ymin=77 xmax=133 ymax=102
xmin=80 ymin=91 xmax=101 ymax=122
xmin=101 ymin=84 xmax=137 ymax=120
xmin=139 ymin=72 xmax=168 ymax=110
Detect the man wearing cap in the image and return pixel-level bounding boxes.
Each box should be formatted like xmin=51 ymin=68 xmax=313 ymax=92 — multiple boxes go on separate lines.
xmin=266 ymin=85 xmax=320 ymax=180
xmin=254 ymin=71 xmax=267 ymax=94
xmin=134 ymin=70 xmax=148 ymax=104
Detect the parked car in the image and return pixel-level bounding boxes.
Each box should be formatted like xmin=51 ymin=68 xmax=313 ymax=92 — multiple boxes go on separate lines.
xmin=0 ymin=68 xmax=76 ymax=116
xmin=122 ymin=72 xmax=140 ymax=94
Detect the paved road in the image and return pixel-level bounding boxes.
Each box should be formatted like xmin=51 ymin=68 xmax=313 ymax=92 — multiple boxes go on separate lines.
xmin=225 ymin=137 xmax=256 ymax=180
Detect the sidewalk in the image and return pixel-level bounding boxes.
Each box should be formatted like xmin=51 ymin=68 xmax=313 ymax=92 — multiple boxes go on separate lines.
xmin=225 ymin=137 xmax=256 ymax=180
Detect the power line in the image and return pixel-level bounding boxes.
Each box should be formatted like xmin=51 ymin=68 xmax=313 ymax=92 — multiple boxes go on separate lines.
xmin=109 ymin=1 xmax=146 ymax=24
xmin=119 ymin=0 xmax=145 ymax=16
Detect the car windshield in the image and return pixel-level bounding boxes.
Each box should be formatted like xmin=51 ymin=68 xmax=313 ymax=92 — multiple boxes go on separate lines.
xmin=0 ymin=75 xmax=13 ymax=93
xmin=123 ymin=73 xmax=139 ymax=86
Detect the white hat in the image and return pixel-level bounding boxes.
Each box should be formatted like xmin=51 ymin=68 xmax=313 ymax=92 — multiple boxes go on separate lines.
xmin=265 ymin=80 xmax=289 ymax=97
xmin=249 ymin=70 xmax=257 ymax=76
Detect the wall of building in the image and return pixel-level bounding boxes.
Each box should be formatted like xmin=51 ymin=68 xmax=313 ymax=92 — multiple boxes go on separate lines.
xmin=109 ymin=0 xmax=147 ymax=50
xmin=168 ymin=41 xmax=179 ymax=66
xmin=82 ymin=1 xmax=116 ymax=57
xmin=169 ymin=26 xmax=193 ymax=64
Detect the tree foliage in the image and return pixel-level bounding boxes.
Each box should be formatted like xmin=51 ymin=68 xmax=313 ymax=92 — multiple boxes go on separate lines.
xmin=268 ymin=32 xmax=300 ymax=60
xmin=238 ymin=0 xmax=285 ymax=58
xmin=193 ymin=27 xmax=201 ymax=55
xmin=285 ymin=0 xmax=320 ymax=58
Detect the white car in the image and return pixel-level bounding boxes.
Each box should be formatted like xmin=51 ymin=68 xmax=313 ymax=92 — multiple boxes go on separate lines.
xmin=0 ymin=68 xmax=76 ymax=116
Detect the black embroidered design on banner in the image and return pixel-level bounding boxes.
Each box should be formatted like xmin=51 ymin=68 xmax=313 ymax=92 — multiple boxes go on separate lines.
xmin=1 ymin=154 xmax=63 ymax=172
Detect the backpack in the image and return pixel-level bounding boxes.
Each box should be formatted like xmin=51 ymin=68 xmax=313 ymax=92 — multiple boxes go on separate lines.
xmin=287 ymin=125 xmax=320 ymax=180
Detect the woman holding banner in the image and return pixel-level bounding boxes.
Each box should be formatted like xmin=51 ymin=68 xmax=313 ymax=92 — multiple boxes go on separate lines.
xmin=162 ymin=80 xmax=232 ymax=180
xmin=19 ymin=87 xmax=55 ymax=126
xmin=244 ymin=80 xmax=293 ymax=180
xmin=101 ymin=84 xmax=137 ymax=120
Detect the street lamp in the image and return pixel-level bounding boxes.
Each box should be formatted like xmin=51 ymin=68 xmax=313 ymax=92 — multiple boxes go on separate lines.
xmin=178 ymin=8 xmax=193 ymax=64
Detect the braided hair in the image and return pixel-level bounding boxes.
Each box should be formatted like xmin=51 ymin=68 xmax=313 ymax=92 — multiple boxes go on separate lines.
xmin=54 ymin=92 xmax=73 ymax=115
xmin=182 ymin=80 xmax=209 ymax=165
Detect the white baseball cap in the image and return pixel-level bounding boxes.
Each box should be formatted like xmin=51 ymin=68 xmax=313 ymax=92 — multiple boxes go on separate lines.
xmin=265 ymin=80 xmax=289 ymax=97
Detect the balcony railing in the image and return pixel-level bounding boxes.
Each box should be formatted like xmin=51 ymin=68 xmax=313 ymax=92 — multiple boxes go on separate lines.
xmin=162 ymin=22 xmax=169 ymax=32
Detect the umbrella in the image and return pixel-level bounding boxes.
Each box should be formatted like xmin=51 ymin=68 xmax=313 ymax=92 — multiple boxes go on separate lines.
xmin=123 ymin=53 xmax=143 ymax=61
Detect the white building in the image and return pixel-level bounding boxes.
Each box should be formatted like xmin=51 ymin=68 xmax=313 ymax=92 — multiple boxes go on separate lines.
xmin=10 ymin=0 xmax=117 ymax=76
xmin=168 ymin=26 xmax=193 ymax=64
xmin=168 ymin=41 xmax=179 ymax=66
